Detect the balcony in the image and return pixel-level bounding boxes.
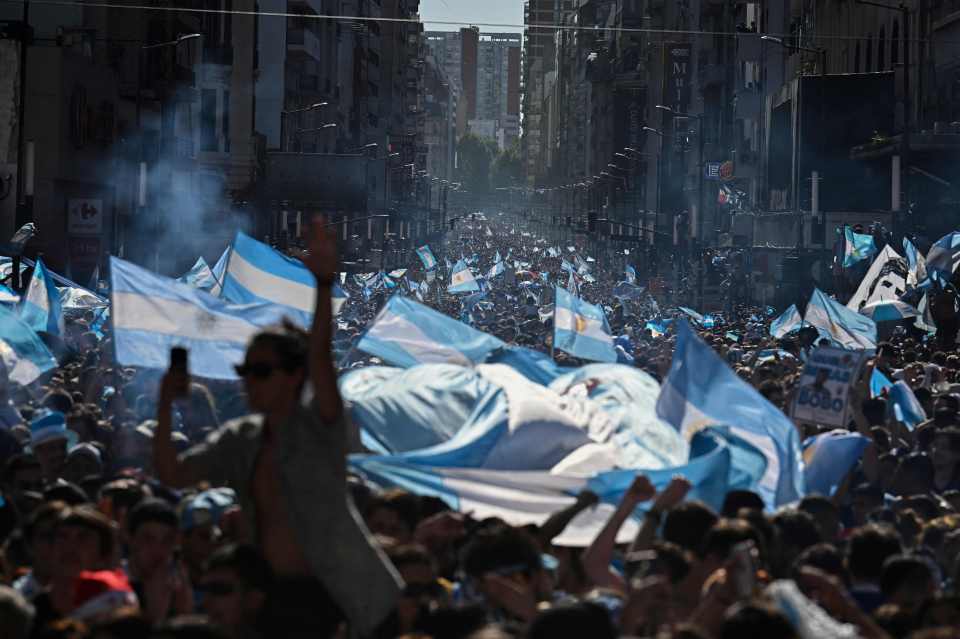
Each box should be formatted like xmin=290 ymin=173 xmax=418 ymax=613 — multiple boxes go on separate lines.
xmin=287 ymin=27 xmax=322 ymax=62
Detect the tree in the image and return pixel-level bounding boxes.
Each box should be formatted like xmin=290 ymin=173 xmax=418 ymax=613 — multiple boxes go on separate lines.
xmin=456 ymin=133 xmax=493 ymax=194
xmin=491 ymin=142 xmax=524 ymax=190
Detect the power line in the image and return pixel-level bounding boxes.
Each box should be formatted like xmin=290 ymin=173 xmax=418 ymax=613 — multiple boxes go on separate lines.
xmin=0 ymin=0 xmax=950 ymax=45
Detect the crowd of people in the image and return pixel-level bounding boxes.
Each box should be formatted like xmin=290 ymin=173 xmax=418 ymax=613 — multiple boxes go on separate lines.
xmin=0 ymin=212 xmax=959 ymax=639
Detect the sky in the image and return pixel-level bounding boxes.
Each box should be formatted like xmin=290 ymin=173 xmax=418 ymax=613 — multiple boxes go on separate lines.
xmin=419 ymin=0 xmax=524 ymax=33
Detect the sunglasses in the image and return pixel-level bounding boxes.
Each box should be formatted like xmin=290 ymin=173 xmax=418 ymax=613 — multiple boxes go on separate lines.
xmin=233 ymin=362 xmax=278 ymax=379
xmin=198 ymin=581 xmax=239 ymax=597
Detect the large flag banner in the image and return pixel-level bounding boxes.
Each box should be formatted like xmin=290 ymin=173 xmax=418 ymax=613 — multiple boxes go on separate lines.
xmin=487 ymin=261 xmax=505 ymax=280
xmin=656 ymin=321 xmax=806 ymax=508
xmin=806 ymin=288 xmax=877 ymax=350
xmin=0 ymin=304 xmax=57 ymax=385
xmin=357 ymin=295 xmax=505 ymax=368
xmin=221 ymin=231 xmax=346 ymax=323
xmin=554 ymin=287 xmax=617 ymax=363
xmin=902 ymin=238 xmax=927 ymax=287
xmin=846 ymin=246 xmax=907 ymax=312
xmin=770 ymin=304 xmax=803 ymax=338
xmin=20 ymin=258 xmax=65 ymax=336
xmin=842 ymin=226 xmax=877 ymax=267
xmin=926 ymin=231 xmax=960 ymax=280
xmin=416 ymin=245 xmax=438 ymax=271
xmin=111 ymin=257 xmax=289 ymax=380
xmin=448 ymin=259 xmax=480 ymax=293
xmin=0 ymin=285 xmax=19 ymax=305
xmin=625 ymin=265 xmax=636 ymax=284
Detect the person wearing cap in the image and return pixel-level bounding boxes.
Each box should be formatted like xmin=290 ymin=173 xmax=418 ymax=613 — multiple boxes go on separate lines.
xmin=29 ymin=411 xmax=75 ymax=484
xmin=180 ymin=489 xmax=236 ymax=586
xmin=62 ymin=443 xmax=103 ymax=485
xmin=151 ymin=219 xmax=401 ymax=638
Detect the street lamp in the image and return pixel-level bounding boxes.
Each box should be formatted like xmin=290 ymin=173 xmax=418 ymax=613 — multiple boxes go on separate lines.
xmin=281 ymin=102 xmax=332 ymax=151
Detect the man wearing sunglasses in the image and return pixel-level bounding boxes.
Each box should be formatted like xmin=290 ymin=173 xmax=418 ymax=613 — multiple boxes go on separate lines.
xmin=152 ymin=218 xmax=402 ymax=638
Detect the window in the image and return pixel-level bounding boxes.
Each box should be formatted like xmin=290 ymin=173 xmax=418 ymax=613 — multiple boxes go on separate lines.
xmin=200 ymin=89 xmax=218 ymax=152
xmin=892 ymin=20 xmax=899 ymax=65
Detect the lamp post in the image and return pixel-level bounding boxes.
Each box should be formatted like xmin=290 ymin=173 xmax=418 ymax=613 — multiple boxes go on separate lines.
xmin=294 ymin=122 xmax=337 ymax=152
xmin=656 ymin=105 xmax=706 ymax=245
xmin=281 ymin=102 xmax=331 ymax=152
xmin=642 ymin=128 xmax=665 ymax=241
xmin=136 ymin=32 xmax=201 ymax=273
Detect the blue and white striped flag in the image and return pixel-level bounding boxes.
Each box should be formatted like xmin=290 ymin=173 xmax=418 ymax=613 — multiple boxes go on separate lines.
xmin=177 ymin=257 xmax=220 ymax=292
xmin=20 ymin=258 xmax=64 ymax=336
xmin=448 ymin=259 xmax=480 ymax=293
xmin=0 ymin=304 xmax=56 ymax=385
xmin=625 ymin=265 xmax=637 ymax=284
xmin=803 ymin=430 xmax=871 ymax=497
xmin=357 ymin=295 xmax=504 ymax=368
xmin=805 ymin=288 xmax=877 ymax=350
xmin=678 ymin=306 xmax=704 ymax=324
xmin=209 ymin=247 xmax=230 ymax=296
xmin=111 ymin=256 xmax=289 ymax=380
xmin=656 ymin=321 xmax=806 ymax=508
xmin=770 ymin=304 xmax=803 ymax=338
xmin=487 ymin=260 xmax=505 ymax=280
xmin=889 ymin=380 xmax=927 ymax=430
xmin=221 ymin=231 xmax=346 ymax=323
xmin=554 ymin=286 xmax=616 ymax=362
xmin=0 ymin=285 xmax=19 ymax=305
xmin=926 ymin=231 xmax=960 ymax=281
xmin=416 ymin=245 xmax=438 ymax=271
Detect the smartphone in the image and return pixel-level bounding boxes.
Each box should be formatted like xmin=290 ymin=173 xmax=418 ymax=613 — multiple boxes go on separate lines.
xmin=729 ymin=541 xmax=757 ymax=598
xmin=170 ymin=347 xmax=188 ymax=372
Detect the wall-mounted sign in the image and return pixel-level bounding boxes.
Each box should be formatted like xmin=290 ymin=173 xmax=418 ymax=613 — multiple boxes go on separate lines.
xmin=67 ymin=198 xmax=103 ymax=236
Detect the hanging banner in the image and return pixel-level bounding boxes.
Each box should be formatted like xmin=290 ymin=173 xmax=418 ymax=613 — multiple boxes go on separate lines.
xmin=792 ymin=346 xmax=868 ymax=427
xmin=662 ymin=43 xmax=692 ymax=114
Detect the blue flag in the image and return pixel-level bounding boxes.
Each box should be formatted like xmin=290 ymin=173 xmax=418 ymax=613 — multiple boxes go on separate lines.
xmin=870 ymin=368 xmax=894 ymax=398
xmin=416 ymin=245 xmax=438 ymax=271
xmin=656 ymin=321 xmax=806 ymax=508
xmin=554 ymin=287 xmax=617 ymax=362
xmin=803 ymin=430 xmax=871 ymax=496
xmin=843 ymin=226 xmax=877 ymax=267
xmin=0 ymin=304 xmax=57 ymax=385
xmin=678 ymin=306 xmax=704 ymax=324
xmin=625 ymin=265 xmax=636 ymax=284
xmin=888 ymin=380 xmax=927 ymax=430
xmin=805 ymin=288 xmax=877 ymax=350
xmin=357 ymin=295 xmax=505 ymax=368
xmin=20 ymin=258 xmax=64 ymax=336
xmin=770 ymin=304 xmax=803 ymax=338
xmin=177 ymin=257 xmax=220 ymax=292
xmin=926 ymin=231 xmax=960 ymax=281
xmin=110 ymin=256 xmax=290 ymax=380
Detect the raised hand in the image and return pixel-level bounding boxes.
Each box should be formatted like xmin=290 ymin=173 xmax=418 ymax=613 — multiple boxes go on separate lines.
xmin=652 ymin=476 xmax=692 ymax=512
xmin=623 ymin=475 xmax=657 ymax=507
xmin=301 ymin=216 xmax=339 ymax=283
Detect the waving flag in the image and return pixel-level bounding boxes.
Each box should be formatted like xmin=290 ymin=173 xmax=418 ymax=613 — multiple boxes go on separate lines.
xmin=566 ymin=271 xmax=579 ymax=297
xmin=487 ymin=261 xmax=505 ymax=279
xmin=110 ymin=257 xmax=290 ymax=380
xmin=554 ymin=287 xmax=616 ymax=362
xmin=209 ymin=247 xmax=230 ymax=296
xmin=870 ymin=368 xmax=894 ymax=398
xmin=846 ymin=246 xmax=907 ymax=312
xmin=770 ymin=304 xmax=803 ymax=338
xmin=679 ymin=306 xmax=704 ymax=324
xmin=926 ymin=231 xmax=960 ymax=280
xmin=177 ymin=257 xmax=220 ymax=292
xmin=806 ymin=288 xmax=877 ymax=350
xmin=20 ymin=258 xmax=64 ymax=336
xmin=0 ymin=304 xmax=56 ymax=385
xmin=415 ymin=245 xmax=437 ymax=271
xmin=656 ymin=321 xmax=806 ymax=508
xmin=560 ymin=259 xmax=575 ymax=274
xmin=889 ymin=380 xmax=927 ymax=430
xmin=448 ymin=259 xmax=480 ymax=293
xmin=625 ymin=265 xmax=637 ymax=284
xmin=803 ymin=430 xmax=871 ymax=497
xmin=357 ymin=295 xmax=504 ymax=368
xmin=843 ymin=226 xmax=877 ymax=267
xmin=546 ymin=247 xmax=559 ymax=258
xmin=0 ymin=285 xmax=19 ymax=305
xmin=221 ymin=232 xmax=344 ymax=324
xmin=902 ymin=238 xmax=927 ymax=286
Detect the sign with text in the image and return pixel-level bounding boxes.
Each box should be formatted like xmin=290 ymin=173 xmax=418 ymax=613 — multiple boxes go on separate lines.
xmin=662 ymin=43 xmax=692 ymax=115
xmin=67 ymin=198 xmax=103 ymax=236
xmin=705 ymin=162 xmax=721 ymax=179
xmin=792 ymin=346 xmax=868 ymax=427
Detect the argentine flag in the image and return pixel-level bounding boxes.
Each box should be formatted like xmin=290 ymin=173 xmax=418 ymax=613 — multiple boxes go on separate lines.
xmin=554 ymin=286 xmax=616 ymax=362
xmin=0 ymin=304 xmax=57 ymax=385
xmin=843 ymin=226 xmax=877 ymax=267
xmin=803 ymin=430 xmax=870 ymax=497
xmin=111 ymin=256 xmax=290 ymax=380
xmin=20 ymin=258 xmax=64 ymax=336
xmin=805 ymin=288 xmax=877 ymax=350
xmin=221 ymin=231 xmax=346 ymax=323
xmin=0 ymin=285 xmax=19 ymax=305
xmin=487 ymin=260 xmax=505 ymax=280
xmin=357 ymin=295 xmax=504 ymax=367
xmin=178 ymin=257 xmax=220 ymax=292
xmin=448 ymin=259 xmax=480 ymax=293
xmin=770 ymin=304 xmax=803 ymax=338
xmin=625 ymin=265 xmax=636 ymax=284
xmin=416 ymin=245 xmax=438 ymax=271
xmin=656 ymin=321 xmax=806 ymax=508
xmin=926 ymin=231 xmax=960 ymax=280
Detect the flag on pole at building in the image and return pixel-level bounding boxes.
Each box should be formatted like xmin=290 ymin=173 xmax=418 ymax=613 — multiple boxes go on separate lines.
xmin=553 ymin=286 xmax=617 ymax=363
xmin=656 ymin=321 xmax=806 ymax=508
xmin=842 ymin=226 xmax=878 ymax=268
xmin=448 ymin=259 xmax=480 ymax=293
xmin=770 ymin=304 xmax=803 ymax=338
xmin=110 ymin=256 xmax=290 ymax=380
xmin=0 ymin=304 xmax=57 ymax=385
xmin=20 ymin=258 xmax=64 ymax=336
